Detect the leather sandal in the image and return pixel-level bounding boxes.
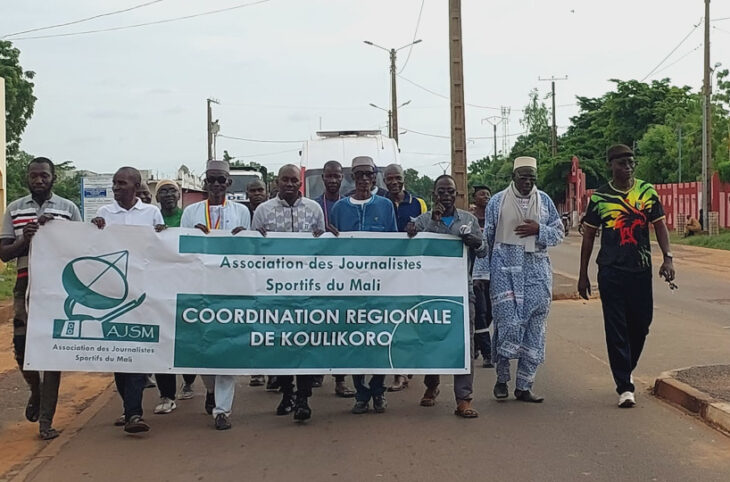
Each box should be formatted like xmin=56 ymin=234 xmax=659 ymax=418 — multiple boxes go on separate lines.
xmin=454 ymin=399 xmax=479 ymax=418
xmin=420 ymin=387 xmax=440 ymax=407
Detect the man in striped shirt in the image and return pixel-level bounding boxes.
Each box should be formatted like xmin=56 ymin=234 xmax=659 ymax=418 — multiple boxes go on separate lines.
xmin=0 ymin=157 xmax=82 ymax=440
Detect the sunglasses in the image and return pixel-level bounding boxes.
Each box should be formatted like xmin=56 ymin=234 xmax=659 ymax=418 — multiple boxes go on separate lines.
xmin=206 ymin=175 xmax=228 ymax=185
xmin=354 ymin=171 xmax=375 ymax=179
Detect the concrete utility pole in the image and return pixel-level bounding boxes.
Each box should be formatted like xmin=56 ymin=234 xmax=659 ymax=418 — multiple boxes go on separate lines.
xmin=0 ymin=77 xmax=6 ymax=216
xmin=677 ymin=126 xmax=683 ymax=183
xmin=449 ymin=0 xmax=468 ymax=209
xmin=702 ymin=0 xmax=712 ymax=230
xmin=207 ymin=98 xmax=219 ymax=162
xmin=481 ymin=116 xmax=504 ymax=160
xmin=364 ymin=40 xmax=421 ymax=146
xmin=539 ymin=75 xmax=568 ymax=157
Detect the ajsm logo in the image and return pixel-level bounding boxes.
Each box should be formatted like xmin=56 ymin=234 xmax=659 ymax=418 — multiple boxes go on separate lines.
xmin=52 ymin=251 xmax=159 ymax=342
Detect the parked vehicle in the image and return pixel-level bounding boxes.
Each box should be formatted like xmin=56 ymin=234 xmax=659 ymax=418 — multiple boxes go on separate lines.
xmin=299 ymin=130 xmax=401 ymax=198
xmin=226 ymin=167 xmax=263 ymax=203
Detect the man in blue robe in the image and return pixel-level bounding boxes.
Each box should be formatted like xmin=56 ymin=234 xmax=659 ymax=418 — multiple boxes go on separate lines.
xmin=484 ymin=156 xmax=564 ymax=403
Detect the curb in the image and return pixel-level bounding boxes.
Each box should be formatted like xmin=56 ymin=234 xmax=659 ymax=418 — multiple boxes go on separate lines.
xmin=653 ymin=369 xmax=730 ymax=436
xmin=8 ymin=382 xmax=114 ymax=482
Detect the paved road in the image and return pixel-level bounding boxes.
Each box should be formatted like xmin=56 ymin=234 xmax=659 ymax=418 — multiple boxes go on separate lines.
xmin=6 ymin=238 xmax=730 ymax=481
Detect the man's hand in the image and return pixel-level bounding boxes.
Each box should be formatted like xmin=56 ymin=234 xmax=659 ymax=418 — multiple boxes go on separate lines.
xmin=154 ymin=224 xmax=167 ymax=233
xmin=406 ymin=222 xmax=418 ymax=238
xmin=37 ymin=214 xmax=55 ymax=226
xmin=312 ymin=229 xmax=324 ymax=238
xmin=231 ymin=226 xmax=246 ymax=235
xmin=22 ymin=221 xmax=40 ymax=239
xmin=193 ymin=223 xmax=210 ymax=234
xmin=659 ymin=258 xmax=675 ymax=282
xmin=326 ymin=224 xmax=339 ymax=237
xmin=473 ymin=279 xmax=488 ymax=290
xmin=461 ymin=233 xmax=482 ymax=249
xmin=577 ymin=274 xmax=591 ymax=300
xmin=255 ymin=227 xmax=267 ymax=237
xmin=514 ymin=219 xmax=539 ymax=238
xmin=91 ymin=217 xmax=106 ymax=230
xmin=431 ymin=202 xmax=445 ymax=222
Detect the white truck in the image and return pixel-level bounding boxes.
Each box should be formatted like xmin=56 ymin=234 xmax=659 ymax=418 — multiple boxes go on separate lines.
xmin=299 ymin=130 xmax=401 ymax=198
xmin=226 ymin=167 xmax=264 ymax=203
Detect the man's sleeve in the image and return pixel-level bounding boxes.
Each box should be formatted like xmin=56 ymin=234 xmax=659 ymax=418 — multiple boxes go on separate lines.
xmin=536 ymin=194 xmax=565 ymax=248
xmin=329 ymin=203 xmax=341 ymax=230
xmin=153 ymin=208 xmax=164 ymax=226
xmin=180 ymin=206 xmax=194 ymax=228
xmin=250 ymin=206 xmax=264 ymax=231
xmin=417 ymin=197 xmax=427 ymax=215
xmin=240 ymin=205 xmax=251 ymax=229
xmin=0 ymin=207 xmax=16 ymax=240
xmin=647 ymin=186 xmax=666 ymax=224
xmin=385 ymin=203 xmax=398 ymax=232
xmin=311 ymin=203 xmax=325 ymax=231
xmin=582 ymin=196 xmax=601 ymax=229
xmin=468 ymin=213 xmax=488 ymax=258
xmin=69 ymin=204 xmax=82 ymax=222
xmin=413 ymin=212 xmax=428 ymax=232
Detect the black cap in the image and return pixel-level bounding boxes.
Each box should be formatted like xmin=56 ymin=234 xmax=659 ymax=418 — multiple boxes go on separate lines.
xmin=606 ymin=144 xmax=634 ymax=162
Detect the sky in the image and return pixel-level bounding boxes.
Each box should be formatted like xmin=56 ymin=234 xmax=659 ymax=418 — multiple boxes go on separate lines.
xmin=2 ymin=0 xmax=730 ymax=180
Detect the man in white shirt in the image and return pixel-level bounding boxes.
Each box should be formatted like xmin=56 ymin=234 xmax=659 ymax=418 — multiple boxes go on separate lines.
xmin=91 ymin=166 xmax=165 ymax=434
xmin=180 ymin=159 xmax=251 ymax=430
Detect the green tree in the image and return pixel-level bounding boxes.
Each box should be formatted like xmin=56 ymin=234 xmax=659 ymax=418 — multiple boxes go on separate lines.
xmin=6 ymin=151 xmax=81 ymax=207
xmin=510 ymin=89 xmax=551 ymax=161
xmin=403 ymin=168 xmax=433 ymax=202
xmin=1 ymin=41 xmax=36 ymax=155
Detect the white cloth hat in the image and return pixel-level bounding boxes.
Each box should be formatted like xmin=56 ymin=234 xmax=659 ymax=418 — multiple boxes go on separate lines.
xmin=206 ymin=159 xmax=230 ymax=173
xmin=513 ymin=156 xmax=537 ymax=171
xmin=351 ymin=156 xmax=376 ymax=169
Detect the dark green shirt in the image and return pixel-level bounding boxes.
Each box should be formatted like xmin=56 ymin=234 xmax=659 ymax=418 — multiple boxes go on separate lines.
xmin=162 ymin=207 xmax=183 ymax=228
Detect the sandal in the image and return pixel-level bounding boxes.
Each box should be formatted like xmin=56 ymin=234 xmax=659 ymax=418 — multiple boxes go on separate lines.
xmin=454 ymin=400 xmax=479 ymax=418
xmin=420 ymin=387 xmax=439 ymax=407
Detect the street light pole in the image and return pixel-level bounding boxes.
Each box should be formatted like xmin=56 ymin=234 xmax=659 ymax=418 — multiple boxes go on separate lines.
xmin=702 ymin=0 xmax=711 ymax=230
xmin=370 ymin=101 xmax=411 ymax=139
xmin=364 ymin=39 xmax=421 ymax=146
xmin=481 ymin=116 xmax=504 ymax=160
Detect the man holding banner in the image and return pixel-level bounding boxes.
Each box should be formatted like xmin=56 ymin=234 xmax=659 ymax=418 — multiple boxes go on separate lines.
xmin=0 ymin=157 xmax=82 ymax=440
xmin=330 ymin=156 xmax=397 ymax=414
xmin=91 ymin=166 xmax=165 ymax=434
xmin=180 ymin=159 xmax=251 ymax=431
xmin=407 ymin=174 xmax=486 ymax=418
xmin=252 ymin=164 xmax=325 ymax=422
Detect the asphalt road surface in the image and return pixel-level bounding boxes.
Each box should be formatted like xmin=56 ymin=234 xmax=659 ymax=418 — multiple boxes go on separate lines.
xmin=8 ymin=235 xmax=730 ymax=481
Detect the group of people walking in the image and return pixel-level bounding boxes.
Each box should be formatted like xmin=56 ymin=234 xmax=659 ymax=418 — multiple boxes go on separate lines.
xmin=2 ymin=142 xmax=675 ymax=439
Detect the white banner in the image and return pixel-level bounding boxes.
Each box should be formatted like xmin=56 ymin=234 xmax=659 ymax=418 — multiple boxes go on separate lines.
xmin=25 ymin=222 xmax=469 ymax=374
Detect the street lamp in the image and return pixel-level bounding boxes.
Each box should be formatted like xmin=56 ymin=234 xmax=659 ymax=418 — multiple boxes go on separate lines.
xmin=363 ymin=39 xmax=422 ymax=145
xmin=370 ymin=101 xmax=411 ymax=138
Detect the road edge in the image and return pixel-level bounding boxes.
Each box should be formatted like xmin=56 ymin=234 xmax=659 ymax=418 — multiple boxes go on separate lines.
xmin=9 ymin=382 xmax=114 ymax=482
xmin=653 ymin=368 xmax=730 ymax=437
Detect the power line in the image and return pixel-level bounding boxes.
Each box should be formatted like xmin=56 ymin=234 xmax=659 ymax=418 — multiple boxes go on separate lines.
xmin=640 ymin=19 xmax=702 ymax=82
xmin=8 ymin=0 xmax=271 ymax=41
xmin=397 ymin=0 xmax=425 ymax=75
xmin=3 ymin=0 xmax=165 ymax=39
xmin=653 ymin=43 xmax=702 ymax=75
xmin=229 ymin=148 xmax=300 ymax=158
xmin=218 ymin=134 xmax=304 ymax=144
xmin=398 ymin=75 xmax=503 ymax=110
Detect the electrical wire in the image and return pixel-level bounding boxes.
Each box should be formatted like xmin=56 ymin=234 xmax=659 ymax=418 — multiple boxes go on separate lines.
xmin=8 ymin=0 xmax=271 ymax=41
xmin=2 ymin=0 xmax=165 ymax=39
xmin=640 ymin=19 xmax=702 ymax=82
xmin=397 ymin=0 xmax=425 ymax=75
xmin=398 ymin=75 xmax=518 ymax=111
xmin=652 ymin=44 xmax=702 ymax=76
xmin=218 ymin=134 xmax=304 ymax=144
xmin=228 ymin=148 xmax=300 ymax=158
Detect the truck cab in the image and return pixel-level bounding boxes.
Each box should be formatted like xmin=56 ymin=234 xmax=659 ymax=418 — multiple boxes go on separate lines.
xmin=226 ymin=168 xmax=264 ymax=203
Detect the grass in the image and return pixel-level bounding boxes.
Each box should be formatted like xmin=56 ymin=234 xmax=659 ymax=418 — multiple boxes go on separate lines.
xmin=0 ymin=262 xmax=17 ymax=301
xmin=656 ymin=229 xmax=730 ymax=251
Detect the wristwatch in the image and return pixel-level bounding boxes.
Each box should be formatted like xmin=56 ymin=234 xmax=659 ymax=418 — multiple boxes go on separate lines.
xmin=663 ymin=252 xmax=673 ymax=259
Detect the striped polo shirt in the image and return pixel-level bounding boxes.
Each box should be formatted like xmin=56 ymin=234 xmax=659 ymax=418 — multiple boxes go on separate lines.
xmin=0 ymin=194 xmax=82 ymax=275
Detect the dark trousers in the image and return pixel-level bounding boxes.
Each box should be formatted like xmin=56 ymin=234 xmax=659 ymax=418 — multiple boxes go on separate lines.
xmin=278 ymin=375 xmax=314 ymax=398
xmin=352 ymin=375 xmax=385 ymax=402
xmin=598 ymin=266 xmax=653 ymax=394
xmin=155 ymin=373 xmax=197 ymax=399
xmin=473 ymin=280 xmax=493 ymax=360
xmin=13 ymin=334 xmax=61 ymax=428
xmin=114 ymin=373 xmax=146 ymax=420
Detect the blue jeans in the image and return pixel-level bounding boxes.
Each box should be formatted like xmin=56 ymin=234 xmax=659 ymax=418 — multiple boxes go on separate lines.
xmin=352 ymin=375 xmax=385 ymax=402
xmin=114 ymin=373 xmax=146 ymax=421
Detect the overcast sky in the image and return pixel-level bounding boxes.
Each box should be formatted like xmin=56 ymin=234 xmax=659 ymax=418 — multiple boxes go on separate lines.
xmin=3 ymin=0 xmax=730 ymax=179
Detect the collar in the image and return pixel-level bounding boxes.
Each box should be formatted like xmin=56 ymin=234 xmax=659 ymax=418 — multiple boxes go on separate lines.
xmin=348 ymin=194 xmax=375 ymax=204
xmin=276 ymin=193 xmax=302 ymax=207
xmin=24 ymin=193 xmax=57 ymax=206
xmin=109 ymin=198 xmax=144 ymax=213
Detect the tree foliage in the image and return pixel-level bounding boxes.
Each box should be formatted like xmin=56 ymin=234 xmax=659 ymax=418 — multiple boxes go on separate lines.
xmin=6 ymin=151 xmax=81 ymax=207
xmin=403 ymin=168 xmax=434 ymax=202
xmin=1 ymin=40 xmax=36 ymax=155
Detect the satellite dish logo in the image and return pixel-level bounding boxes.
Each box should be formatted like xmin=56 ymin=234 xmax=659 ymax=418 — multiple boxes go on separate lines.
xmin=52 ymin=251 xmax=159 ymax=342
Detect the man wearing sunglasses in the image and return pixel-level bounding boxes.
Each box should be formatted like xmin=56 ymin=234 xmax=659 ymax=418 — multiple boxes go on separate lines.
xmin=578 ymin=144 xmax=675 ymax=409
xmin=485 ymin=156 xmax=564 ymax=405
xmin=180 ymin=159 xmax=251 ymax=431
xmin=329 ymin=156 xmax=397 ymax=414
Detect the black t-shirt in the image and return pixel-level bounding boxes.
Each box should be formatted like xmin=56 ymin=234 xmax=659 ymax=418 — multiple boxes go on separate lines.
xmin=583 ymin=179 xmax=665 ymax=272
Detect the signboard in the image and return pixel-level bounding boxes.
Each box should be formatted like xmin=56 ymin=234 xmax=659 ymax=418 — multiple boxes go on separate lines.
xmin=81 ymin=175 xmax=114 ymax=222
xmin=25 ymin=223 xmax=470 ymax=375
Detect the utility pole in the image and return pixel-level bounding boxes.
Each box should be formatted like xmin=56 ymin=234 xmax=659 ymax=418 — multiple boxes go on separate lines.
xmin=449 ymin=0 xmax=468 ymax=209
xmin=481 ymin=116 xmax=504 ymax=160
xmin=702 ymin=0 xmax=712 ymax=231
xmin=678 ymin=125 xmax=683 ymax=183
xmin=539 ymin=75 xmax=568 ymax=157
xmin=207 ymin=98 xmax=220 ymax=162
